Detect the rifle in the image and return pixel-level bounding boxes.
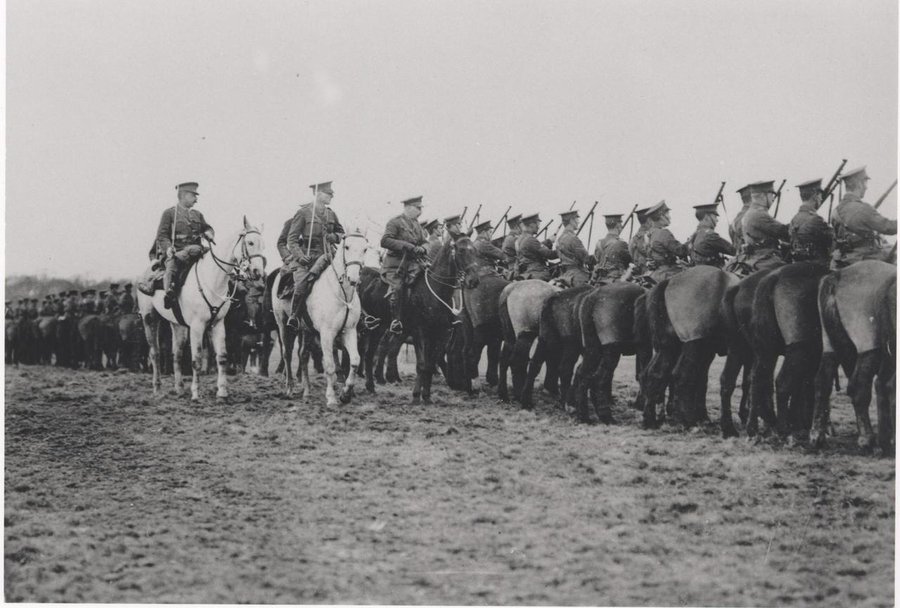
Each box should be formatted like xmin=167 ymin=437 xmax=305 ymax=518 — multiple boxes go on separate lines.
xmin=536 ymin=219 xmax=554 ymax=238
xmin=466 ymin=203 xmax=482 ymax=233
xmin=490 ymin=205 xmax=512 ymax=238
xmin=772 ymin=179 xmax=787 ymax=219
xmin=620 ymin=203 xmax=639 ymax=235
xmin=714 ymin=181 xmax=729 ymax=225
xmin=874 ymin=179 xmax=898 ymax=210
xmin=824 ymin=159 xmax=848 ymax=222
xmin=576 ymin=201 xmax=599 ymax=236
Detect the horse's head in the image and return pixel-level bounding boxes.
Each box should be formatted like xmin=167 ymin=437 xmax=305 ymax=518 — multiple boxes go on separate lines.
xmin=451 ymin=236 xmax=480 ymax=289
xmin=237 ymin=216 xmax=267 ymax=281
xmin=340 ymin=232 xmax=369 ymax=288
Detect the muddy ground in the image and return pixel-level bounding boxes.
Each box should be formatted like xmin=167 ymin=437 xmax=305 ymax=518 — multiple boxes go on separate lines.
xmin=4 ymin=353 xmax=895 ymax=605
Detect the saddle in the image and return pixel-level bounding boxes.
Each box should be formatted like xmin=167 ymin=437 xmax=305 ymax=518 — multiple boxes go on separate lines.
xmin=136 ymin=258 xmax=198 ymax=296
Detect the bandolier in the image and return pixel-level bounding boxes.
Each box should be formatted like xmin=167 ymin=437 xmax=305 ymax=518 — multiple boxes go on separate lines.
xmin=788 ymin=178 xmax=832 ymax=266
xmin=741 ymin=180 xmax=789 ymax=271
xmin=688 ymin=203 xmax=734 ymax=267
xmin=593 ymin=213 xmax=632 ymax=281
xmin=515 ymin=213 xmax=558 ymax=280
xmin=832 ymin=166 xmax=897 ymax=268
xmin=556 ymin=209 xmax=592 ymax=286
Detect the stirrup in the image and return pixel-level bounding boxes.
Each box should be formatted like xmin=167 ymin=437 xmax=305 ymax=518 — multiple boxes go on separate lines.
xmin=389 ymin=319 xmax=404 ymax=334
xmin=286 ymin=316 xmax=301 ymax=331
xmin=163 ymin=292 xmax=176 ymax=309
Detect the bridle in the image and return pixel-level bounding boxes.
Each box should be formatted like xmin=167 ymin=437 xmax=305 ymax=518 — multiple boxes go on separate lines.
xmin=194 ymin=228 xmax=267 ymax=326
xmin=328 ymin=233 xmax=367 ymax=330
xmin=423 ymin=239 xmax=478 ymax=316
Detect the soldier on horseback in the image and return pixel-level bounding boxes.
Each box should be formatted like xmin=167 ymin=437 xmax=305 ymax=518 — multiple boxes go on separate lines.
xmin=628 ymin=207 xmax=652 ymax=274
xmin=740 ymin=180 xmax=789 ymax=271
xmin=443 ymin=214 xmax=465 ymax=242
xmin=516 ymin=213 xmax=558 ymax=280
xmin=286 ymin=181 xmax=345 ymax=331
xmin=80 ymin=290 xmax=96 ymax=314
xmin=423 ymin=219 xmax=443 ymax=260
xmin=789 ymin=178 xmax=832 ymax=266
xmin=472 ymin=220 xmax=506 ymax=273
xmin=729 ymin=184 xmax=753 ymax=252
xmin=832 ymin=166 xmax=897 ymax=267
xmin=154 ymin=182 xmax=216 ymax=309
xmin=688 ymin=203 xmax=734 ymax=267
xmin=593 ymin=213 xmax=632 ymax=281
xmin=501 ymin=214 xmax=522 ymax=277
xmin=556 ymin=210 xmax=593 ymax=286
xmin=380 ymin=196 xmax=429 ymax=334
xmin=119 ymin=283 xmax=135 ymax=313
xmin=645 ymin=201 xmax=687 ymax=281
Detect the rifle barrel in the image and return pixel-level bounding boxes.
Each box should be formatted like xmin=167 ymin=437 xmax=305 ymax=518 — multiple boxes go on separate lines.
xmin=874 ymin=179 xmax=898 ymax=210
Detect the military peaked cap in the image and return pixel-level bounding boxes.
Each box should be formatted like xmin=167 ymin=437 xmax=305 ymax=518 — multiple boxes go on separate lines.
xmin=124 ymin=283 xmax=133 ymax=290
xmin=109 ymin=283 xmax=119 ymax=290
xmin=840 ymin=166 xmax=868 ymax=182
xmin=521 ymin=213 xmax=541 ymax=225
xmin=491 ymin=236 xmax=505 ymax=248
xmin=423 ymin=219 xmax=440 ymax=232
xmin=634 ymin=206 xmax=652 ymax=223
xmin=99 ymin=290 xmax=108 ymax=298
xmin=693 ymin=203 xmax=719 ymax=214
xmin=402 ymin=196 xmax=424 ymax=207
xmin=176 ymin=182 xmax=200 ymax=194
xmin=506 ymin=214 xmax=522 ymax=226
xmin=646 ymin=200 xmax=669 ymax=218
xmin=748 ymin=181 xmax=775 ymax=195
xmin=559 ymin=210 xmax=579 ymax=222
xmin=796 ymin=178 xmax=823 ymax=200
xmin=310 ymin=181 xmax=334 ymax=194
xmin=474 ymin=220 xmax=492 ymax=232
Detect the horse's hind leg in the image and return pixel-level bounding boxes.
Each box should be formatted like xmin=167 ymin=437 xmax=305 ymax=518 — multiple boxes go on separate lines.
xmin=642 ymin=344 xmax=678 ymax=429
xmin=719 ymin=349 xmax=743 ymax=438
xmin=511 ymin=331 xmax=537 ymax=403
xmin=748 ymin=353 xmax=777 ymax=437
xmin=498 ymin=336 xmax=513 ymax=403
xmin=522 ymin=337 xmax=547 ymax=409
xmin=210 ymin=320 xmax=229 ymax=400
xmin=875 ymin=354 xmax=895 ymax=455
xmin=142 ymin=312 xmax=162 ymax=395
xmin=593 ymin=347 xmax=621 ymax=424
xmin=485 ymin=327 xmax=500 ymax=387
xmin=320 ymin=331 xmax=339 ymax=406
xmin=848 ymin=350 xmax=879 ymax=451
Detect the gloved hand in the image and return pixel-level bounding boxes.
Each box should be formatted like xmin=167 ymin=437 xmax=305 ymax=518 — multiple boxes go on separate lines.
xmin=413 ymin=245 xmax=427 ymax=256
xmin=325 ymin=233 xmax=341 ymax=244
xmin=543 ymin=239 xmax=554 ymax=249
xmin=298 ymin=253 xmax=311 ymax=265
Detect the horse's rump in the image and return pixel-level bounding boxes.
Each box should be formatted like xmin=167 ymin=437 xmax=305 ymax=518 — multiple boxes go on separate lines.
xmin=769 ymin=262 xmax=829 ymax=346
xmin=663 ymin=266 xmax=732 ymax=342
xmin=590 ymin=282 xmax=644 ymax=346
xmin=825 ymin=260 xmax=896 ymax=354
xmin=505 ymin=280 xmax=559 ymax=337
xmin=463 ymin=272 xmax=509 ymax=328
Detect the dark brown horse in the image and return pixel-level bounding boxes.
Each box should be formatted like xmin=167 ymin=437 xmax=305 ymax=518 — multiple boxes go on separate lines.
xmin=571 ymin=281 xmax=649 ymax=423
xmin=461 ymin=268 xmax=510 ymax=391
xmin=642 ymin=266 xmax=737 ymax=428
xmin=810 ymin=260 xmax=896 ymax=453
xmin=746 ymin=262 xmax=830 ymax=436
xmin=357 ymin=266 xmax=400 ymax=391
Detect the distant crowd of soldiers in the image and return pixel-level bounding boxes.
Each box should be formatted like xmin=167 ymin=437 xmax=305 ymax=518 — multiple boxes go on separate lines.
xmin=6 ymin=283 xmax=135 ymax=321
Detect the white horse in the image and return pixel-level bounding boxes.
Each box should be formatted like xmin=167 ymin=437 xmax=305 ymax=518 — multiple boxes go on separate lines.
xmin=272 ymin=232 xmax=368 ymax=405
xmin=138 ymin=217 xmax=267 ymax=401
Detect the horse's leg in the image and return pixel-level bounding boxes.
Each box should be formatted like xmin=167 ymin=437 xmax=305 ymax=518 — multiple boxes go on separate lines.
xmin=188 ymin=323 xmax=207 ymax=402
xmin=387 ymin=333 xmax=405 ymax=383
xmin=719 ymin=349 xmax=743 ymax=438
xmin=593 ymin=347 xmax=621 ymax=424
xmin=511 ymin=331 xmax=537 ymax=403
xmin=468 ymin=327 xmax=487 ymax=392
xmin=810 ymin=350 xmax=840 ymax=447
xmin=282 ymin=327 xmax=296 ymax=397
xmin=142 ymin=312 xmax=161 ymax=395
xmin=171 ymin=324 xmax=189 ymax=397
xmin=421 ymin=332 xmax=443 ymax=404
xmin=299 ymin=331 xmax=312 ymax=402
xmin=557 ymin=340 xmax=580 ymax=407
xmin=498 ymin=335 xmax=513 ymax=402
xmin=521 ymin=337 xmax=546 ymax=409
xmin=747 ymin=353 xmax=777 ymax=437
xmin=320 ymin=330 xmax=339 ymax=407
xmin=485 ymin=326 xmax=500 ymax=387
xmin=411 ymin=327 xmax=426 ymax=405
xmin=364 ymin=326 xmax=383 ymax=393
xmin=631 ymin=343 xmax=652 ymax=411
xmin=848 ymin=350 xmax=879 ymax=451
xmin=875 ymin=354 xmax=895 ymax=456
xmin=340 ymin=326 xmax=360 ymax=404
xmin=375 ymin=330 xmax=395 ymax=384
xmin=642 ymin=344 xmax=678 ymax=429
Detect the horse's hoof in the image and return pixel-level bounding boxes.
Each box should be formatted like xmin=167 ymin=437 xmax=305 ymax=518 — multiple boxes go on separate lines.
xmin=721 ymin=424 xmax=739 ymax=439
xmin=339 ymin=388 xmax=353 ymax=404
xmin=191 ymin=394 xmax=200 ymax=402
xmin=412 ymin=397 xmax=421 ymax=405
xmin=216 ymin=394 xmax=229 ymax=403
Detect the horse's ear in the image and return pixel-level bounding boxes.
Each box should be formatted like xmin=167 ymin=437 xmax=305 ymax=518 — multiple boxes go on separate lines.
xmin=243 ymin=215 xmax=250 ymax=229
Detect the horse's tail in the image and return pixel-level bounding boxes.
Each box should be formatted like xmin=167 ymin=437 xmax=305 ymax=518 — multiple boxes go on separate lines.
xmin=538 ymin=294 xmax=559 ymax=345
xmin=646 ymin=279 xmax=671 ymax=349
xmin=748 ymin=270 xmax=783 ymax=351
xmin=263 ymin=269 xmax=279 ymax=329
xmin=818 ymin=272 xmax=853 ymax=359
xmin=720 ymin=283 xmax=740 ymax=338
xmin=499 ymin=293 xmax=514 ymax=343
xmin=633 ymin=292 xmax=649 ymax=347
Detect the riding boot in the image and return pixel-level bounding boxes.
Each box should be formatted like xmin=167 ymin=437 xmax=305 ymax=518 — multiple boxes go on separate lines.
xmin=287 ymin=280 xmax=310 ymax=331
xmin=163 ymin=258 xmax=178 ymax=309
xmin=389 ymin=288 xmax=404 ymax=334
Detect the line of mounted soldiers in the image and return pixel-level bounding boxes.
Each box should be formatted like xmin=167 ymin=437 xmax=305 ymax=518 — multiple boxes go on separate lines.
xmin=399 ymin=162 xmax=895 ymax=290
xmin=6 ymin=283 xmax=136 ymax=321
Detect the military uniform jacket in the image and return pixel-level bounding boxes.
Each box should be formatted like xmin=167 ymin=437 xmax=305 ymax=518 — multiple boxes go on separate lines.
xmin=276 ymin=218 xmax=293 ymax=262
xmin=287 ymin=202 xmax=344 ymax=259
xmin=380 ymin=214 xmax=428 ymax=270
xmin=789 ymin=203 xmax=832 ymax=261
xmin=741 ymin=204 xmax=788 ymax=251
xmin=474 ymin=235 xmax=506 ymax=267
xmin=730 ymin=205 xmax=750 ymax=252
xmin=154 ymin=204 xmax=213 ymax=255
xmin=629 ymin=226 xmax=650 ymax=272
xmin=689 ymin=222 xmax=734 ymax=266
xmin=119 ymin=292 xmax=134 ymax=313
xmin=426 ymin=235 xmax=443 ymax=261
xmin=516 ymin=233 xmax=557 ymax=274
xmin=833 ymin=193 xmax=897 ymax=256
xmin=648 ymin=227 xmax=686 ymax=268
xmin=501 ymin=233 xmax=519 ymax=264
xmin=596 ymin=234 xmax=632 ymax=272
xmin=557 ymin=229 xmax=590 ymax=269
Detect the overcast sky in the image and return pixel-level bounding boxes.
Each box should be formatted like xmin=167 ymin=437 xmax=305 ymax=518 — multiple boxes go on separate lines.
xmin=6 ymin=0 xmax=898 ymax=279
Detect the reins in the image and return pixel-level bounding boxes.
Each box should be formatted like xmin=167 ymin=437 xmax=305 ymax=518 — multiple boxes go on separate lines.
xmin=193 ymin=228 xmax=265 ymax=328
